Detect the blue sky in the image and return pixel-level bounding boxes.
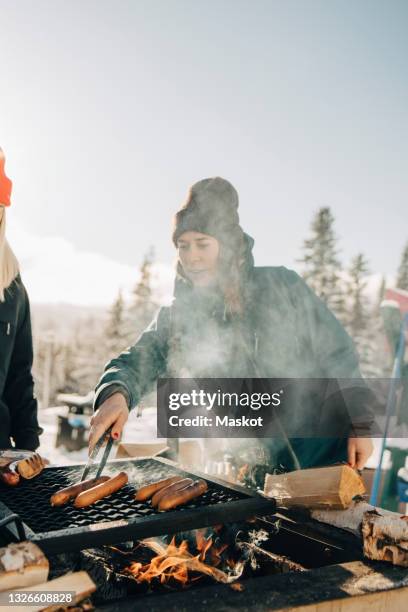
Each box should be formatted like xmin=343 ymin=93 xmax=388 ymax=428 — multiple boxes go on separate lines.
xmin=1 ymin=0 xmax=407 ymax=303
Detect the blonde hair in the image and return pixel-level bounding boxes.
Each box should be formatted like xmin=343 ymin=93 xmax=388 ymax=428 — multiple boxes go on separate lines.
xmin=0 ymin=209 xmax=19 ymax=301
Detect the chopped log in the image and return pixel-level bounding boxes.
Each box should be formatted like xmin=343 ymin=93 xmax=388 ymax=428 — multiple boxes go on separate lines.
xmin=362 ymin=511 xmax=408 ymax=567
xmin=264 ymin=465 xmax=365 ymax=510
xmin=0 ymin=451 xmax=47 ymax=481
xmin=1 ymin=571 xmax=96 ymax=612
xmin=0 ymin=542 xmax=49 ymax=592
xmin=312 ymin=501 xmax=408 ymax=567
xmin=311 ymin=501 xmax=400 ymax=536
xmin=15 ymin=454 xmax=47 ymax=479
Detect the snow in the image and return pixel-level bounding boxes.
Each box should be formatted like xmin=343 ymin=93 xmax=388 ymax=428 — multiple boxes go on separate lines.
xmin=37 ymin=406 xmax=161 ymax=466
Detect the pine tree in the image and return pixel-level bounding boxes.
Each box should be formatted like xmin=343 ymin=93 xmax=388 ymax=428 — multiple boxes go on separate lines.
xmin=396 ymin=242 xmax=408 ymax=290
xmin=346 ymin=254 xmax=384 ymax=376
xmin=69 ymin=317 xmax=110 ymax=395
xmin=347 ymin=254 xmax=369 ymax=338
xmin=105 ymin=290 xmax=127 ymax=355
xmin=125 ymin=247 xmax=158 ymax=342
xmin=376 ymin=275 xmax=386 ymax=310
xmin=299 ymin=207 xmax=346 ymax=322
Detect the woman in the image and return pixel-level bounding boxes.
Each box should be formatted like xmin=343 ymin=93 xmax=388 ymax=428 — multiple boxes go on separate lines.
xmin=90 ymin=177 xmax=373 ymax=481
xmin=0 ymin=148 xmax=42 ymax=450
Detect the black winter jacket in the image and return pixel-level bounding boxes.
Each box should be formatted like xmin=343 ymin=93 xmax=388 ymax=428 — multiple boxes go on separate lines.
xmin=0 ymin=275 xmax=42 ymax=450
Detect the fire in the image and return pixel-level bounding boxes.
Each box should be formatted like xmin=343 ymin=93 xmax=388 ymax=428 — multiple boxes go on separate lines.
xmin=126 ymin=530 xmax=244 ymax=587
xmin=237 ymin=463 xmax=249 ymax=482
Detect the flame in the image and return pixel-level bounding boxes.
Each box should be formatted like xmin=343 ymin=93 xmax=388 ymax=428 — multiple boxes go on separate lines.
xmin=237 ymin=464 xmax=249 ymax=482
xmin=125 ymin=530 xmax=244 ymax=587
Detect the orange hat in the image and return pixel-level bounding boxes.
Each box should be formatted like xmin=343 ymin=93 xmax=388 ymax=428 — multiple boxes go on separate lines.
xmin=0 ymin=148 xmax=12 ymax=207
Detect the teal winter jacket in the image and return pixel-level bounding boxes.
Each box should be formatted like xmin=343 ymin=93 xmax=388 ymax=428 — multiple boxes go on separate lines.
xmin=94 ymin=239 xmax=375 ymax=478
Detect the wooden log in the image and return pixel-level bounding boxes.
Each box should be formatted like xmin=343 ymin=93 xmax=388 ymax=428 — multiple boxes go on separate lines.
xmin=312 ymin=501 xmax=381 ymax=536
xmin=1 ymin=571 xmax=96 ymax=612
xmin=312 ymin=501 xmax=408 ymax=567
xmin=362 ymin=510 xmax=408 ymax=567
xmin=0 ymin=542 xmax=49 ymax=592
xmin=264 ymin=465 xmax=365 ymax=509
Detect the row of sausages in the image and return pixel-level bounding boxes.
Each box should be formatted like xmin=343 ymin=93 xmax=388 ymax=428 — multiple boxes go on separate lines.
xmin=135 ymin=475 xmax=208 ymax=510
xmin=50 ymin=472 xmax=128 ymax=507
xmin=50 ymin=473 xmax=207 ymax=510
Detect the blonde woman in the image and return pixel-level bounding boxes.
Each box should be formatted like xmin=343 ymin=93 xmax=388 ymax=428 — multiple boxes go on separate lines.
xmin=0 ymin=148 xmax=42 ymax=450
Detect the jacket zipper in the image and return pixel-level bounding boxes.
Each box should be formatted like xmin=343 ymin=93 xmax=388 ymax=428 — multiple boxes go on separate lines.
xmin=6 ymin=323 xmax=11 ymax=335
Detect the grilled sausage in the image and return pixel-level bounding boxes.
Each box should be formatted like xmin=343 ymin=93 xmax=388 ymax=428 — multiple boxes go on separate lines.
xmin=50 ymin=476 xmax=110 ymax=507
xmin=151 ymin=478 xmax=193 ymax=507
xmin=74 ymin=472 xmax=128 ymax=508
xmin=158 ymin=479 xmax=208 ymax=511
xmin=134 ymin=475 xmax=182 ymax=501
xmin=0 ymin=468 xmax=20 ymax=487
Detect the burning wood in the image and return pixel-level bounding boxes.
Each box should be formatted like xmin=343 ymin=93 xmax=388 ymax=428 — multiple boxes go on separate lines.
xmin=125 ymin=531 xmax=245 ymax=586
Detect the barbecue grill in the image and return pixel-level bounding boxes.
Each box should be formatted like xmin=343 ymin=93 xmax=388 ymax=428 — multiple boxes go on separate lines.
xmin=0 ymin=457 xmax=273 ymax=555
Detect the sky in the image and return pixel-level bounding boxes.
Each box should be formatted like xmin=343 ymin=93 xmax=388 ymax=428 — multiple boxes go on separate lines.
xmin=1 ymin=0 xmax=407 ymax=305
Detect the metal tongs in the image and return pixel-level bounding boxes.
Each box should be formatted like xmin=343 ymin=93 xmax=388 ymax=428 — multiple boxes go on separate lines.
xmin=80 ymin=426 xmax=114 ymax=482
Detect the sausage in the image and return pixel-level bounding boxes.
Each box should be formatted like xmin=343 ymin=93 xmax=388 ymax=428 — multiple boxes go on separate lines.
xmin=74 ymin=472 xmax=128 ymax=508
xmin=50 ymin=476 xmax=110 ymax=507
xmin=0 ymin=468 xmax=20 ymax=487
xmin=151 ymin=478 xmax=193 ymax=507
xmin=134 ymin=475 xmax=182 ymax=502
xmin=158 ymin=479 xmax=208 ymax=511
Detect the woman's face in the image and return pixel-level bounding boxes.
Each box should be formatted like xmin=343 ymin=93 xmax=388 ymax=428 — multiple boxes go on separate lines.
xmin=0 ymin=206 xmax=4 ymax=224
xmin=177 ymin=231 xmax=220 ymax=287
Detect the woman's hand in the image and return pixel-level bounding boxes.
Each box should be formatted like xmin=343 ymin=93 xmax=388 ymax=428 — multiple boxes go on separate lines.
xmin=347 ymin=436 xmax=374 ymax=470
xmin=89 ymin=392 xmax=129 ymax=454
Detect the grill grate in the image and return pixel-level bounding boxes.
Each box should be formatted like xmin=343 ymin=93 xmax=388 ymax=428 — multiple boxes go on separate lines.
xmin=0 ymin=458 xmax=244 ymax=533
xmin=0 ymin=458 xmax=273 ymax=554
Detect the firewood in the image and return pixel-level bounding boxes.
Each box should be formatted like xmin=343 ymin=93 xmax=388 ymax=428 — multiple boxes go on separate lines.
xmin=15 ymin=454 xmax=47 ymax=479
xmin=236 ymin=540 xmax=306 ymax=572
xmin=312 ymin=501 xmax=408 ymax=567
xmin=0 ymin=542 xmax=49 ymax=592
xmin=362 ymin=511 xmax=408 ymax=567
xmin=263 ymin=465 xmax=365 ymax=510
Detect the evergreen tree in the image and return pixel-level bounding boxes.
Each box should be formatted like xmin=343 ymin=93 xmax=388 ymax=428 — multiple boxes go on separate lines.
xmin=105 ymin=290 xmax=127 ymax=355
xmin=376 ymin=275 xmax=386 ymax=310
xmin=346 ymin=254 xmax=385 ymax=376
xmin=396 ymin=242 xmax=408 ymax=290
xmin=347 ymin=254 xmax=369 ymax=338
xmin=299 ymin=207 xmax=346 ymax=321
xmin=67 ymin=317 xmax=109 ymax=395
xmin=125 ymin=247 xmax=158 ymax=342
xmin=57 ymin=343 xmax=79 ymax=394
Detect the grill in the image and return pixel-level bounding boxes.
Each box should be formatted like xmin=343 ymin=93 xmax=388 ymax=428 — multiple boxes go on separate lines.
xmin=0 ymin=457 xmax=273 ymax=555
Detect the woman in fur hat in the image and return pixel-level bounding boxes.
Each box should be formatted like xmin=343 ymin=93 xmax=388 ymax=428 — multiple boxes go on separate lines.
xmin=90 ymin=177 xmax=373 ymax=483
xmin=0 ymin=148 xmax=42 ymax=450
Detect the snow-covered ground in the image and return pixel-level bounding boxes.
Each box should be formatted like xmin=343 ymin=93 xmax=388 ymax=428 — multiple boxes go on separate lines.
xmin=38 ymin=406 xmax=161 ymax=466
